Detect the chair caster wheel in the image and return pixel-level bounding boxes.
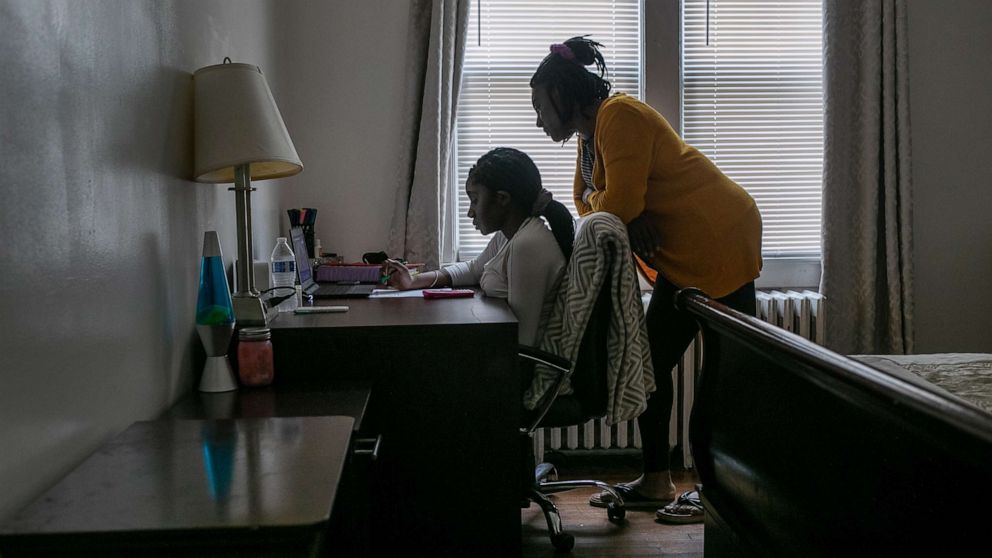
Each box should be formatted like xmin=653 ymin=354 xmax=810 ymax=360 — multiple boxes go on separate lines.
xmin=607 ymin=503 xmax=626 ymax=523
xmin=551 ymin=532 xmax=574 ymax=552
xmin=535 ymin=462 xmax=557 ymax=482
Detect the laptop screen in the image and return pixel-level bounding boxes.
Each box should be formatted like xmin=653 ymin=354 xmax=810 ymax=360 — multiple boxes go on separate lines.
xmin=289 ymin=226 xmax=314 ymax=288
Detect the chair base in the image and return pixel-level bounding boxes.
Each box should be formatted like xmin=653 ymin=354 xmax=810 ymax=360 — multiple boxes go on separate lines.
xmin=528 ymin=487 xmax=574 ymax=552
xmin=538 ymin=478 xmax=627 ymax=522
xmin=525 ymin=468 xmax=627 ymax=552
xmin=522 ymin=426 xmax=626 ymax=551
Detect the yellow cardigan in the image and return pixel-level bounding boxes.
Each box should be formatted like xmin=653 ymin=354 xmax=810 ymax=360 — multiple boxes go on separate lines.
xmin=574 ymin=94 xmax=762 ymax=298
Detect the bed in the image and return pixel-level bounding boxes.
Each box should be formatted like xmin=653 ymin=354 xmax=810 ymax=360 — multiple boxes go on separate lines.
xmin=676 ymin=288 xmax=992 ymax=557
xmin=850 ymin=353 xmax=992 ymax=414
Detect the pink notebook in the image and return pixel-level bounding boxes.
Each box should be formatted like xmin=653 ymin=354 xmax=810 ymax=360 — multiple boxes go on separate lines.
xmin=423 ymin=289 xmax=475 ymax=299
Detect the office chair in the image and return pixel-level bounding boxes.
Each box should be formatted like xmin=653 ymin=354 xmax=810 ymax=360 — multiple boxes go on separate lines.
xmin=518 ymin=213 xmax=650 ymax=552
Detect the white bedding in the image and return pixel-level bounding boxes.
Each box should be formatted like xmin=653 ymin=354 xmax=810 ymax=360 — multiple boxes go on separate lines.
xmin=851 ymin=353 xmax=992 ymax=414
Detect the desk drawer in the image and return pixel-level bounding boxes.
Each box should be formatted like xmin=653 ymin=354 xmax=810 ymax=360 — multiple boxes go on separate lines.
xmin=327 ymin=431 xmax=381 ymax=556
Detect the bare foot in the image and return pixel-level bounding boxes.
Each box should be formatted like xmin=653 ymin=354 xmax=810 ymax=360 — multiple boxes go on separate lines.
xmin=624 ymin=472 xmax=677 ymax=500
xmin=589 ymin=472 xmax=677 ymax=509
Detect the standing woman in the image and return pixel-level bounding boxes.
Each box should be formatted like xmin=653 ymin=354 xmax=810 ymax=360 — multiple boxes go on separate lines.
xmin=383 ymin=147 xmax=574 ymax=347
xmin=530 ymin=36 xmax=762 ymax=522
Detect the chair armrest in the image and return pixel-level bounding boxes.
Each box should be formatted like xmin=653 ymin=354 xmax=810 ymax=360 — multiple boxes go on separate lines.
xmin=518 ymin=345 xmax=573 ymax=434
xmin=518 ymin=345 xmax=570 ymax=371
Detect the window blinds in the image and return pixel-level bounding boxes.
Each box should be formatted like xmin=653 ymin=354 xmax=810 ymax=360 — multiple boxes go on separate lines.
xmin=683 ymin=0 xmax=824 ymax=257
xmin=455 ymin=0 xmax=642 ymax=259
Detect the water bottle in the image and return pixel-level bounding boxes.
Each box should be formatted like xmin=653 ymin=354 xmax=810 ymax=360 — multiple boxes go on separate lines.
xmin=269 ymin=237 xmax=297 ymax=311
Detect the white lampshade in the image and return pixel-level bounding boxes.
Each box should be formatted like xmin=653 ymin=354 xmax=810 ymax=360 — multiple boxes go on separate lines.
xmin=193 ymin=62 xmax=303 ymax=183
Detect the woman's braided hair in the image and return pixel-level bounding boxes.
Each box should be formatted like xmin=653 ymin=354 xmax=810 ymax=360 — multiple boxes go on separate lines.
xmin=530 ymin=36 xmax=611 ymax=137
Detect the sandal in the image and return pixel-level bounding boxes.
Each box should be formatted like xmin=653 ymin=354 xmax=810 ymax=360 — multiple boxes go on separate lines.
xmin=589 ymin=484 xmax=675 ymax=510
xmin=655 ymin=489 xmax=704 ymax=524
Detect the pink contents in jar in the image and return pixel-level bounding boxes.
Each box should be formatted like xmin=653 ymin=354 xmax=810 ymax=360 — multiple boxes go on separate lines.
xmin=237 ymin=327 xmax=274 ymax=387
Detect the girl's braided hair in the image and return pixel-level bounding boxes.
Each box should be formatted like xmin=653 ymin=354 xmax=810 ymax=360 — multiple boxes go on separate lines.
xmin=467 ymin=147 xmax=574 ymax=260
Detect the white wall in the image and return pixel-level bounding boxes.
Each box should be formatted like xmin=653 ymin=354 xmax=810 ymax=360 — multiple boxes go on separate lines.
xmin=0 ymin=0 xmax=417 ymax=523
xmin=907 ymin=1 xmax=992 ymax=352
xmin=271 ymin=0 xmax=413 ymax=262
xmin=0 ymin=0 xmax=283 ymax=521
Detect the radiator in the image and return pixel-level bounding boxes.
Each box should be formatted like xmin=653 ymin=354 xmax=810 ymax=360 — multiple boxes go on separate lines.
xmin=533 ymin=289 xmax=825 ymax=467
xmin=755 ymin=289 xmax=826 ymax=346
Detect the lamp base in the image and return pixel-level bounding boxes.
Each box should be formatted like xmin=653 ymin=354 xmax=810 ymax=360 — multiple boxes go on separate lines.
xmin=233 ymin=294 xmax=270 ymax=326
xmin=199 ymin=355 xmax=238 ymax=392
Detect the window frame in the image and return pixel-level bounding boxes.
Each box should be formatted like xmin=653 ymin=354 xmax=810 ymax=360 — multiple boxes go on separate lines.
xmin=449 ymin=0 xmax=822 ymax=289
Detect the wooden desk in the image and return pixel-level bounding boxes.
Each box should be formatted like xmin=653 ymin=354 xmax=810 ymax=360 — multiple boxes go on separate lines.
xmin=163 ymin=383 xmax=374 ymax=556
xmin=0 ymin=417 xmax=353 ymax=557
xmin=269 ymin=294 xmax=520 ymax=556
xmin=164 ymin=382 xmax=371 ymax=431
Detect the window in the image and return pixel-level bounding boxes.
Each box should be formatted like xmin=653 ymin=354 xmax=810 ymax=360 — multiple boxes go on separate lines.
xmin=454 ymin=0 xmax=642 ymax=259
xmin=453 ymin=0 xmax=824 ymax=281
xmin=682 ymin=0 xmax=824 ymax=258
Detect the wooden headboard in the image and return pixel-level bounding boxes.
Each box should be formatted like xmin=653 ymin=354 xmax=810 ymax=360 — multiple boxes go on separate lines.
xmin=676 ymin=289 xmax=992 ymax=557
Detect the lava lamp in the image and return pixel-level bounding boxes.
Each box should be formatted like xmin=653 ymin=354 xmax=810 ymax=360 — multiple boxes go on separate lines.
xmin=196 ymin=231 xmax=237 ymax=392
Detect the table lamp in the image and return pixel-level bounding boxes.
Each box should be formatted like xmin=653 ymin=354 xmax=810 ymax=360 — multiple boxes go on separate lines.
xmin=193 ymin=58 xmax=303 ymax=326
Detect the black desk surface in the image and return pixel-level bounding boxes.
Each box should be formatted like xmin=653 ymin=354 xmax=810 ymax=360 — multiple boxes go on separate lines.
xmin=270 ymin=290 xmax=518 ymax=329
xmin=0 ymin=416 xmax=353 ymax=556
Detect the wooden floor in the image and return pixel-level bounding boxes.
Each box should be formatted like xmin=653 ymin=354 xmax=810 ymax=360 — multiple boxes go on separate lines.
xmin=522 ymin=464 xmax=703 ymax=557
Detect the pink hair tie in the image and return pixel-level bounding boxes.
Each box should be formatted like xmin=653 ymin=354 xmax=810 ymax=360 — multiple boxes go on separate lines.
xmin=549 ymin=43 xmax=576 ymax=61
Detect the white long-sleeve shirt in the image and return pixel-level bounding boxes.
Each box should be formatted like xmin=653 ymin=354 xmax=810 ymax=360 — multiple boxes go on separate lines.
xmin=444 ymin=217 xmax=566 ymax=346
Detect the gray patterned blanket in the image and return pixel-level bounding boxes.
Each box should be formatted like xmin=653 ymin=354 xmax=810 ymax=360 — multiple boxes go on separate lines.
xmin=852 ymin=353 xmax=992 ymax=414
xmin=523 ymin=213 xmax=655 ymax=425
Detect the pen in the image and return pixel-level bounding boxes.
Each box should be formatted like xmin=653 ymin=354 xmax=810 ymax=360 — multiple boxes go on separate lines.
xmin=380 ymin=259 xmax=415 ymax=286
xmin=380 ymin=259 xmax=394 ymax=285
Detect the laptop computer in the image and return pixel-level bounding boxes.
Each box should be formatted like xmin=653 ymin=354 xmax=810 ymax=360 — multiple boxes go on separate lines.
xmin=289 ymin=226 xmax=377 ymax=299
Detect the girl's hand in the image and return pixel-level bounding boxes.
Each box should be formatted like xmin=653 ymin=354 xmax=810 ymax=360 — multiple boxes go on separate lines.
xmin=627 ymin=213 xmax=661 ymax=261
xmin=381 ymin=259 xmax=415 ymax=290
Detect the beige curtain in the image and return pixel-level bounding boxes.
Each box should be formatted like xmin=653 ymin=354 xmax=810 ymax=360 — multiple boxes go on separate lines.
xmin=820 ymin=0 xmax=914 ymax=354
xmin=387 ymin=0 xmax=469 ymax=269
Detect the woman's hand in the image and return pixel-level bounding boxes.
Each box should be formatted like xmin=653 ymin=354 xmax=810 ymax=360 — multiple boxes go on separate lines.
xmin=582 ymin=187 xmax=595 ymax=204
xmin=627 ymin=213 xmax=661 ymax=261
xmin=381 ymin=259 xmax=415 ymax=290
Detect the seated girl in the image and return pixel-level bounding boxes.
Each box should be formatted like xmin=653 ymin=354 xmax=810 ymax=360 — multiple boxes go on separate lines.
xmin=382 ymin=147 xmax=574 ymax=346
